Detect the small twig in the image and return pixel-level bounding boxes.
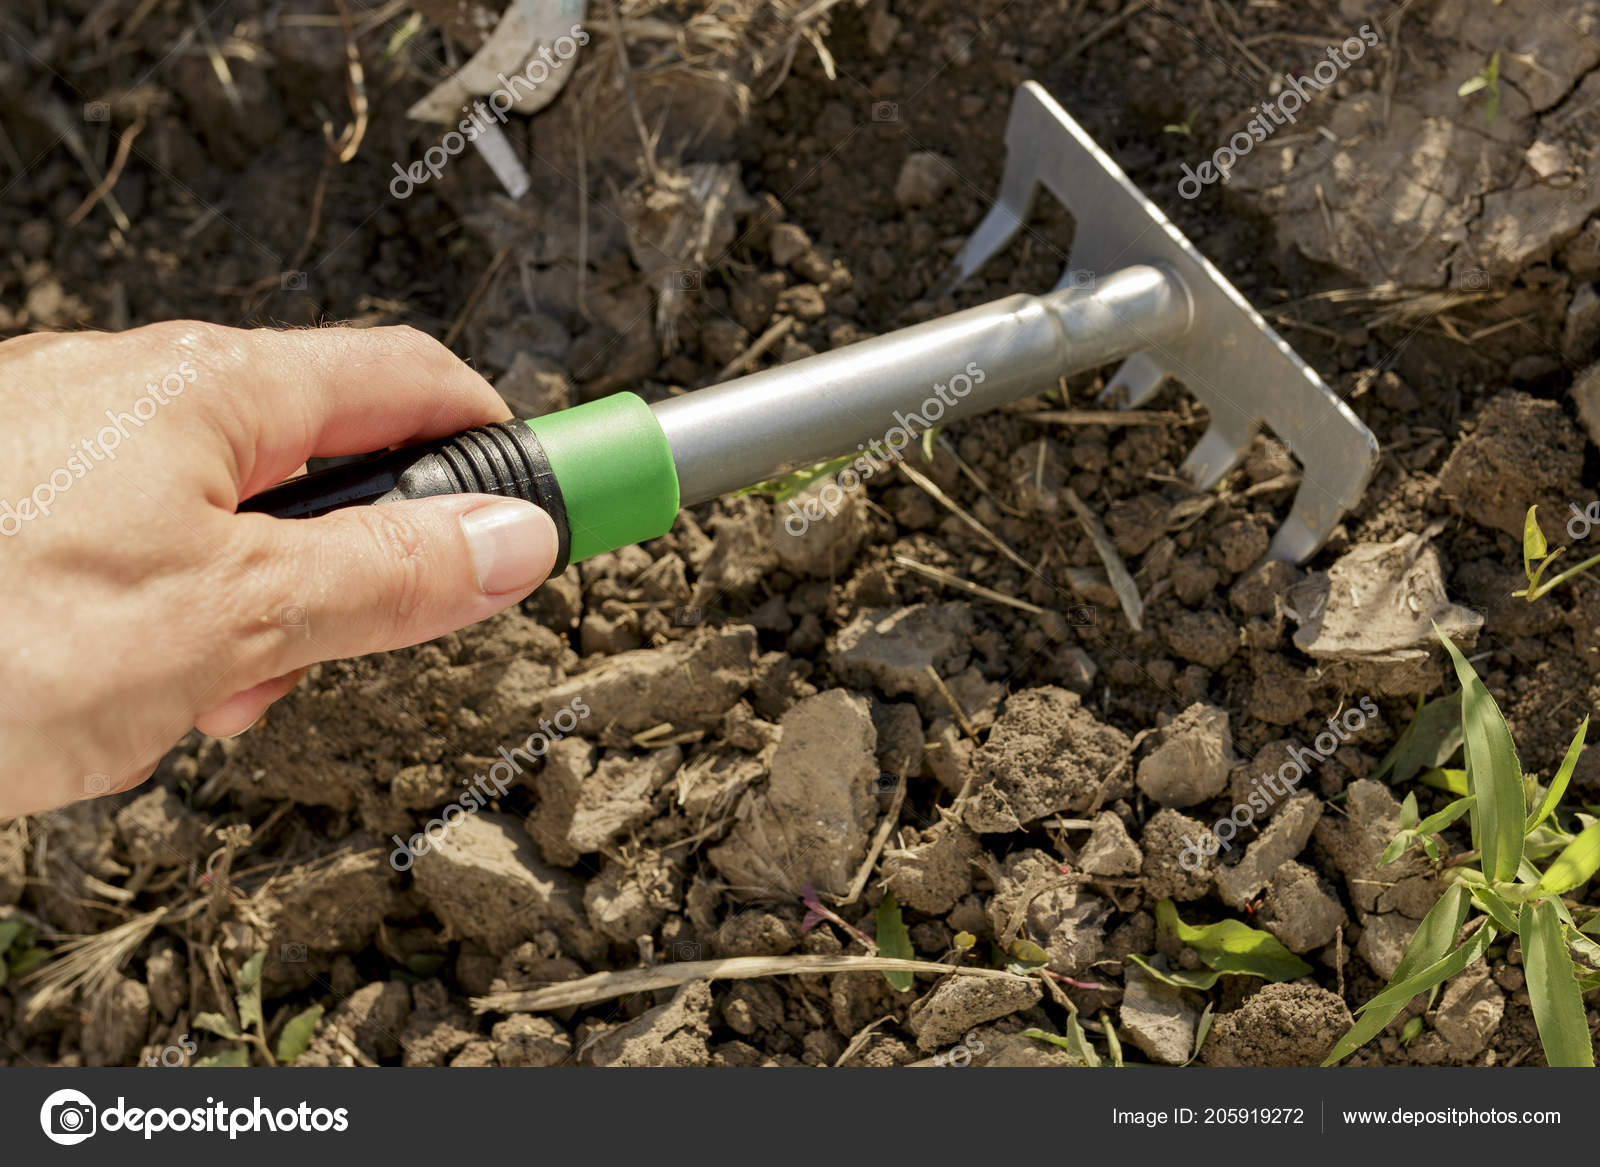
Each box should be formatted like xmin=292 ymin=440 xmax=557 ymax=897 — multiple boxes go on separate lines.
xmin=189 ymin=0 xmax=243 ymax=113
xmin=41 ymin=103 xmax=131 ymax=232
xmin=1065 ymin=0 xmax=1153 ymax=61
xmin=443 ymin=243 xmax=513 ymax=349
xmin=605 ymin=0 xmax=660 ymax=183
xmin=472 ymin=954 xmax=1032 ymax=1013
xmin=893 ymin=555 xmax=1045 ymax=616
xmin=936 ymin=433 xmax=1026 ymax=516
xmin=1062 ymin=487 xmax=1144 ymax=632
xmin=833 ymin=769 xmax=908 ymax=906
xmin=328 ymin=0 xmax=369 ymax=163
xmin=833 ymin=1016 xmax=892 ymax=1067
xmin=335 ymin=1030 xmax=380 ymax=1068
xmin=1022 ymin=409 xmax=1182 ymax=427
xmin=924 ymin=665 xmax=978 ymax=741
xmin=288 ymin=148 xmax=334 ymax=274
xmin=65 ymin=115 xmax=145 ymax=228
xmin=713 ymin=315 xmax=794 ymax=382
xmin=898 ymin=460 xmax=1036 ymax=577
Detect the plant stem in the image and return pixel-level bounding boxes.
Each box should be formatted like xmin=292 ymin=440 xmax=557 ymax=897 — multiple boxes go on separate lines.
xmin=1530 ymin=549 xmax=1600 ymax=600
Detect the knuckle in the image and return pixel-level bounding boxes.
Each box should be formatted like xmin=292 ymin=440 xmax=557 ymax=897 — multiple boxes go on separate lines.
xmin=363 ymin=508 xmax=433 ymax=636
xmin=135 ymin=318 xmax=227 ymax=353
xmin=376 ymin=324 xmax=458 ymax=372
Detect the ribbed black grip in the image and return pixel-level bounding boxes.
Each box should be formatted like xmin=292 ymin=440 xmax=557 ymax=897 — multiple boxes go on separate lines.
xmin=240 ymin=421 xmax=571 ymax=576
xmin=385 ymin=423 xmax=570 ymax=575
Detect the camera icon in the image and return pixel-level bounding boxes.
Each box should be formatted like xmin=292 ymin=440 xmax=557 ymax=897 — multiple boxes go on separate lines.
xmin=83 ymin=102 xmax=110 ymax=123
xmin=672 ymin=606 xmax=703 ymax=626
xmin=83 ymin=772 xmax=112 ymax=796
xmin=672 ymin=269 xmax=701 ymax=291
xmin=280 ymin=605 xmax=307 ymax=627
xmin=144 ymin=1034 xmax=197 ymax=1067
xmin=872 ymin=101 xmax=900 ymax=122
xmin=1064 ymin=269 xmax=1097 ymax=290
xmin=41 ymin=1090 xmax=97 ymax=1145
xmin=1457 ymin=267 xmax=1491 ymax=291
xmin=280 ymin=942 xmax=308 ymax=964
xmin=280 ymin=270 xmax=308 ymax=292
xmin=875 ymin=772 xmax=900 ymax=794
xmin=673 ymin=940 xmax=703 ymax=961
xmin=1067 ymin=605 xmax=1098 ymax=627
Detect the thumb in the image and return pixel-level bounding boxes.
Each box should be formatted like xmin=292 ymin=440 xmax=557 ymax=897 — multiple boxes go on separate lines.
xmin=243 ymin=495 xmax=560 ymax=673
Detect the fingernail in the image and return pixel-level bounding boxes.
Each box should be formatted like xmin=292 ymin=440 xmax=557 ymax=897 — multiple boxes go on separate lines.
xmin=461 ymin=500 xmax=558 ymax=595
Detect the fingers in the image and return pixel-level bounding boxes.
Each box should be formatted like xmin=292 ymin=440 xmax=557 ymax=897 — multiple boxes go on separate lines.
xmin=194 ymin=668 xmax=310 ymax=738
xmin=180 ymin=324 xmax=513 ymax=499
xmin=233 ymin=495 xmax=559 ymax=676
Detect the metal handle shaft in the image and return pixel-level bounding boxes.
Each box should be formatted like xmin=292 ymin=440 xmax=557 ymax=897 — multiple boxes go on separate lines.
xmin=650 ymin=263 xmax=1191 ymax=505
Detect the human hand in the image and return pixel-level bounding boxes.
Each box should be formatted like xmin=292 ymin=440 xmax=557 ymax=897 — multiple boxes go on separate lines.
xmin=0 ymin=322 xmax=560 ymax=819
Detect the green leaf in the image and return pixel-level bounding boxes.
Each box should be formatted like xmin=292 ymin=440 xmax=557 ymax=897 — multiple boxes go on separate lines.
xmin=1374 ymin=696 xmax=1463 ymax=787
xmin=1007 ymin=938 xmax=1050 ymax=972
xmin=1022 ymin=1023 xmax=1099 ymax=1067
xmin=953 ymin=931 xmax=976 ymax=952
xmin=275 ymin=1005 xmax=325 ymax=1065
xmin=1125 ymin=954 xmax=1224 ymax=990
xmin=1379 ymin=831 xmax=1414 ymax=867
xmin=1156 ymin=900 xmax=1312 ymax=981
xmin=1386 ymin=882 xmax=1472 ymax=990
xmin=1520 ymin=899 xmax=1595 ymax=1067
xmin=1470 ymin=885 xmax=1521 ymax=934
xmin=1327 ymin=883 xmax=1472 ymax=1063
xmin=192 ymin=1012 xmax=243 ymax=1041
xmin=8 ymin=946 xmax=46 ymax=979
xmin=875 ymin=893 xmax=915 ymax=992
xmin=1523 ymin=505 xmax=1548 ymax=576
xmin=1021 ymin=1027 xmax=1073 ymax=1050
xmin=1438 ymin=628 xmax=1524 ymax=882
xmin=193 ymin=1047 xmax=251 ymax=1068
xmin=1538 ymin=820 xmax=1600 ymax=896
xmin=1185 ymin=1002 xmax=1215 ymax=1066
xmin=1566 ymin=924 xmax=1600 ymax=969
xmin=405 ymin=953 xmax=447 ymax=979
xmin=0 ymin=921 xmax=23 ymax=954
xmin=1325 ymin=921 xmax=1495 ymax=1064
xmin=736 ymin=453 xmax=861 ymax=503
xmin=1400 ymin=1015 xmax=1424 ymax=1044
xmin=1099 ymin=1010 xmax=1125 ymax=1068
xmin=1066 ymin=1014 xmax=1101 ymax=1067
xmin=1399 ymin=791 xmax=1419 ymax=830
xmin=1527 ymin=717 xmax=1589 ymax=834
xmin=1417 ymin=795 xmax=1475 ymax=837
xmin=236 ymin=950 xmax=266 ymax=1033
xmin=1364 ymin=922 xmax=1495 ymax=1017
xmin=1421 ymin=768 xmax=1469 ymax=796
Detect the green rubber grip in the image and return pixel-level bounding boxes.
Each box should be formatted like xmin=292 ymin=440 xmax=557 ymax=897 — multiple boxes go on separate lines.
xmin=523 ymin=392 xmax=680 ymax=564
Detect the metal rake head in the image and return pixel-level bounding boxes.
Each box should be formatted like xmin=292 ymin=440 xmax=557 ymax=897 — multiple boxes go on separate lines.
xmin=945 ymin=82 xmax=1379 ymax=564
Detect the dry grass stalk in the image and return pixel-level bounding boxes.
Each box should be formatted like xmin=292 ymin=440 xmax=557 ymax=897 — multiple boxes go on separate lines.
xmin=473 ymin=953 xmax=1032 ymax=1013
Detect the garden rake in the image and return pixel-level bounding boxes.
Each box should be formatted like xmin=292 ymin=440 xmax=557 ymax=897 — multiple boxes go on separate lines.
xmin=245 ymin=81 xmax=1379 ymax=571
